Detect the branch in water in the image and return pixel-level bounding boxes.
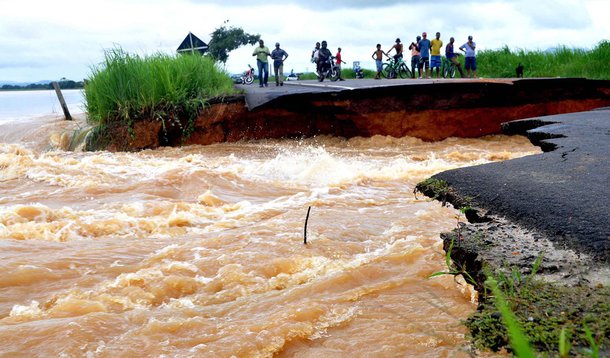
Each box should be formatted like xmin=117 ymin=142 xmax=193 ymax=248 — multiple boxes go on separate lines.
xmin=304 ymin=206 xmax=311 ymax=245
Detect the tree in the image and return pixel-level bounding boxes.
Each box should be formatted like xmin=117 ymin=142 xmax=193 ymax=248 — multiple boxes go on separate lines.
xmin=207 ymin=20 xmax=260 ymax=64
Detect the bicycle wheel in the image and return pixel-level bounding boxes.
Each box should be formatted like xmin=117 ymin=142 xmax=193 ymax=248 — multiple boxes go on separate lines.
xmin=398 ymin=63 xmax=412 ymax=79
xmin=381 ymin=63 xmax=391 ymax=79
xmin=442 ymin=62 xmax=450 ymax=78
xmin=449 ymin=66 xmax=457 ymax=78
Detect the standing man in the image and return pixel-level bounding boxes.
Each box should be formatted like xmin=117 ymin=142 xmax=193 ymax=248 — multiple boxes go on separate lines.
xmin=252 ymin=39 xmax=271 ymax=87
xmin=459 ymin=35 xmax=477 ymax=78
xmin=445 ymin=37 xmax=465 ymax=78
xmin=311 ymin=42 xmax=321 ymax=78
xmin=409 ymin=35 xmax=421 ymax=79
xmin=418 ymin=32 xmax=431 ymax=79
xmin=335 ymin=47 xmax=347 ymax=81
xmin=371 ymin=44 xmax=387 ymax=80
xmin=271 ymin=42 xmax=289 ymax=86
xmin=430 ymin=32 xmax=443 ymax=78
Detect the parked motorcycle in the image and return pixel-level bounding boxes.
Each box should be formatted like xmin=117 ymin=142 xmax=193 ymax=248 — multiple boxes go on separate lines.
xmin=241 ymin=65 xmax=255 ymax=85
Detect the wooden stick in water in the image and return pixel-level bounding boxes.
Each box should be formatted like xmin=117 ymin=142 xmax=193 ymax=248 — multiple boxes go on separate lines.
xmin=304 ymin=206 xmax=311 ymax=245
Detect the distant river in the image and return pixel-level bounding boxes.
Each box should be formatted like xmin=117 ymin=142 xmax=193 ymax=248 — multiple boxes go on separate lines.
xmin=0 ymin=89 xmax=84 ymax=123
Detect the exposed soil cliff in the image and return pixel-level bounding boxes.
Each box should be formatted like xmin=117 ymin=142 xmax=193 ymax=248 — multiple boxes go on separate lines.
xmin=90 ymin=78 xmax=610 ymax=151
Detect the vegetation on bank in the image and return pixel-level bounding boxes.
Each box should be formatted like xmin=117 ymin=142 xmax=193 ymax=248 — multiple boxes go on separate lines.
xmin=1 ymin=79 xmax=84 ymax=91
xmin=477 ymin=40 xmax=610 ymax=79
xmin=417 ymin=178 xmax=610 ymax=356
xmin=292 ymin=40 xmax=610 ymax=80
xmin=84 ymin=48 xmax=237 ymax=146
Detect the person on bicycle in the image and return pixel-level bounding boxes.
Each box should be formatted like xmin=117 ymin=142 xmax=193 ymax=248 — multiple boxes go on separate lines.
xmin=418 ymin=32 xmax=431 ymax=79
xmin=371 ymin=44 xmax=388 ymax=80
xmin=317 ymin=40 xmax=333 ymax=82
xmin=409 ymin=36 xmax=421 ymax=79
xmin=445 ymin=37 xmax=465 ymax=78
xmin=387 ymin=38 xmax=404 ymax=62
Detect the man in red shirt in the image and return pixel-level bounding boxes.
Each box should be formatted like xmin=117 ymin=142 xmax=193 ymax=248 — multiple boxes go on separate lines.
xmin=335 ymin=47 xmax=347 ymax=81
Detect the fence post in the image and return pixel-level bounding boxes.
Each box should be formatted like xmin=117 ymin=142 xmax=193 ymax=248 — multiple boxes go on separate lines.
xmin=51 ymin=81 xmax=72 ymax=121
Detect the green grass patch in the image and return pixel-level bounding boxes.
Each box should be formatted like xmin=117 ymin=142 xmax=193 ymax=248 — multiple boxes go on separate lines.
xmin=466 ymin=272 xmax=609 ymax=355
xmin=84 ymin=48 xmax=237 ymax=144
xmin=476 ymin=40 xmax=610 ymax=79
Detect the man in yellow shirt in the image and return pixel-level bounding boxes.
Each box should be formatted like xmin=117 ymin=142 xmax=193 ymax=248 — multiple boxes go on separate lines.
xmin=430 ymin=32 xmax=443 ymax=78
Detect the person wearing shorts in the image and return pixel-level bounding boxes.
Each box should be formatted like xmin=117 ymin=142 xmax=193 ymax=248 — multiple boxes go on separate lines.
xmin=418 ymin=32 xmax=431 ymax=79
xmin=408 ymin=36 xmax=421 ymax=78
xmin=445 ymin=37 xmax=465 ymax=78
xmin=430 ymin=32 xmax=443 ymax=78
xmin=371 ymin=44 xmax=388 ymax=79
xmin=459 ymin=35 xmax=477 ymax=78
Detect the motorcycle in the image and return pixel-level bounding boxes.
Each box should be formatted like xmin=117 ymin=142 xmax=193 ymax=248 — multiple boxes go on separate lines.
xmin=318 ymin=56 xmax=339 ymax=82
xmin=241 ymin=64 xmax=255 ymax=85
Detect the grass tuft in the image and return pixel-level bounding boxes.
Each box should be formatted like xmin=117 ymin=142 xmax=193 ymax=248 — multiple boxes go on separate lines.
xmin=84 ymin=48 xmax=237 ymax=144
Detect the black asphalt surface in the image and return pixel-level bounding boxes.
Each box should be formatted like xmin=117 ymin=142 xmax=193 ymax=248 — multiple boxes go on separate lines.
xmin=236 ymin=77 xmax=510 ymax=109
xmin=433 ymin=108 xmax=610 ymax=262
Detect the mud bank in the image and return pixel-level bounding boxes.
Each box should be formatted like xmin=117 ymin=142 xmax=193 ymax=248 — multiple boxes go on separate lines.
xmin=91 ymin=78 xmax=610 ymax=151
xmin=416 ymin=108 xmax=610 ymax=354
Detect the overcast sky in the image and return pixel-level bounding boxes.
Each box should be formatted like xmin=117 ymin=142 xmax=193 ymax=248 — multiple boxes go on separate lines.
xmin=1 ymin=0 xmax=608 ymax=82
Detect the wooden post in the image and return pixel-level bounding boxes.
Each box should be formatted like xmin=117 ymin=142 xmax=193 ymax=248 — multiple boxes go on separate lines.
xmin=51 ymin=81 xmax=72 ymax=121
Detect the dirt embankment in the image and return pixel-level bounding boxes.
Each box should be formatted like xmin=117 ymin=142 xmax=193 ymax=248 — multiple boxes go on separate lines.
xmin=89 ymin=78 xmax=610 ymax=151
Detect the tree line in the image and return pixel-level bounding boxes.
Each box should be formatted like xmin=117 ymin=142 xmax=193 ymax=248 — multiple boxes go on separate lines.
xmin=1 ymin=79 xmax=85 ymax=91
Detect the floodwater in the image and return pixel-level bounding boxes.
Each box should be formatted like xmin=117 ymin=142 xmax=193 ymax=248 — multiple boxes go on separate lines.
xmin=0 ymin=112 xmax=541 ymax=356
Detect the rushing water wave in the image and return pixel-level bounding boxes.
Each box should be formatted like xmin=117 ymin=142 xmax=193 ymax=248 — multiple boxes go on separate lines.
xmin=0 ymin=115 xmax=541 ymax=356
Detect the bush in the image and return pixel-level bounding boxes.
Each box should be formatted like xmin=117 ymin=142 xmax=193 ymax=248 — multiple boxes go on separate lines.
xmin=84 ymin=48 xmax=236 ymax=139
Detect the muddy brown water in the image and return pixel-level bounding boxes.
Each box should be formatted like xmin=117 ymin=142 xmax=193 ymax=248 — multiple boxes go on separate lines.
xmin=0 ymin=116 xmax=540 ymax=356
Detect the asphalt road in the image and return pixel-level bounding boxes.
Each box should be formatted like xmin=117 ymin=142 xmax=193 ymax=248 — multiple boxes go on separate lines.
xmin=236 ymin=77 xmax=516 ymax=109
xmin=434 ymin=108 xmax=610 ymax=262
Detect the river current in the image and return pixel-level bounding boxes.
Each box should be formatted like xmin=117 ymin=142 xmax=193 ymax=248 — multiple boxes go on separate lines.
xmin=0 ymin=108 xmax=540 ymax=356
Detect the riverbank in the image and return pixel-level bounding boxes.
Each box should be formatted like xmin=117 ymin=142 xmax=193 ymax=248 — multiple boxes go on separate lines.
xmin=89 ymin=78 xmax=610 ymax=151
xmin=416 ymin=108 xmax=610 ymax=355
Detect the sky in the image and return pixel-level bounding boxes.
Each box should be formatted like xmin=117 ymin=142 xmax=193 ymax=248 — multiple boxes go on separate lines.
xmin=1 ymin=0 xmax=609 ymax=83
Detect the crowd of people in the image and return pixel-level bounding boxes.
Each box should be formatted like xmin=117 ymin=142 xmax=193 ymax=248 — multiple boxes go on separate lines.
xmin=374 ymin=33 xmax=477 ymax=79
xmin=251 ymin=33 xmax=477 ymax=86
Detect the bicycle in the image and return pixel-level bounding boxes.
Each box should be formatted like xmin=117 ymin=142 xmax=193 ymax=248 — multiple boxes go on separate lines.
xmin=441 ymin=55 xmax=462 ymax=78
xmin=381 ymin=56 xmax=412 ymax=79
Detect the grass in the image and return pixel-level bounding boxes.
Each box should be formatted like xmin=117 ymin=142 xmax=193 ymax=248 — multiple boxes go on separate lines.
xmin=295 ymin=41 xmax=610 ymax=80
xmin=474 ymin=40 xmax=610 ymax=79
xmin=292 ymin=68 xmax=377 ymax=81
xmin=431 ymin=235 xmax=609 ymax=355
xmin=84 ymin=48 xmax=237 ymax=143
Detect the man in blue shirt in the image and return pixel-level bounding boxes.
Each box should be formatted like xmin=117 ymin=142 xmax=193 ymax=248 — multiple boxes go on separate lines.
xmin=271 ymin=43 xmax=289 ymax=86
xmin=418 ymin=32 xmax=431 ymax=79
xmin=445 ymin=37 xmax=465 ymax=78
